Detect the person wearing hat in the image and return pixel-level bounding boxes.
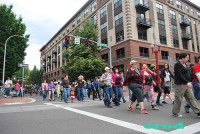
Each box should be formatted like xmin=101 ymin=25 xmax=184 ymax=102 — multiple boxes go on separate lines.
xmin=124 ymin=60 xmax=148 ymax=114
xmin=100 ymin=67 xmax=114 ymax=108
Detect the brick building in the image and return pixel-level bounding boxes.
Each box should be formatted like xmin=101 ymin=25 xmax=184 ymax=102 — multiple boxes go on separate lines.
xmin=40 ymin=0 xmax=200 ymax=81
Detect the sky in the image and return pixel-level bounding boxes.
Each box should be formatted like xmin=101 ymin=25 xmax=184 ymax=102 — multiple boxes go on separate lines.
xmin=0 ymin=0 xmax=200 ymax=70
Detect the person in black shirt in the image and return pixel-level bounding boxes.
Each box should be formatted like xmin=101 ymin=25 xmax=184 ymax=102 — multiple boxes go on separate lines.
xmin=173 ymin=53 xmax=200 ymax=118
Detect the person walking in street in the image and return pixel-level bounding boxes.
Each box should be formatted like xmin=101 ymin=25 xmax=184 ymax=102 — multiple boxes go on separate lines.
xmin=160 ymin=63 xmax=174 ymax=104
xmin=4 ymin=77 xmax=13 ymax=98
xmin=140 ymin=64 xmax=159 ymax=110
xmin=119 ymin=72 xmax=126 ymax=103
xmin=93 ymin=77 xmax=102 ymax=100
xmin=100 ymin=67 xmax=114 ymax=108
xmin=184 ymin=57 xmax=200 ymax=113
xmin=62 ymin=75 xmax=70 ymax=103
xmin=48 ymin=81 xmax=56 ymax=101
xmin=150 ymin=64 xmax=163 ymax=106
xmin=124 ymin=60 xmax=148 ymax=114
xmin=56 ymin=82 xmax=62 ymax=99
xmin=112 ymin=67 xmax=123 ymax=105
xmin=41 ymin=80 xmax=48 ymax=100
xmin=77 ymin=75 xmax=85 ymax=101
xmin=173 ymin=53 xmax=200 ymax=118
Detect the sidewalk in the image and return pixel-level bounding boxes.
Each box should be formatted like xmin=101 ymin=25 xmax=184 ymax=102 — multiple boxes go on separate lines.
xmin=0 ymin=97 xmax=36 ymax=105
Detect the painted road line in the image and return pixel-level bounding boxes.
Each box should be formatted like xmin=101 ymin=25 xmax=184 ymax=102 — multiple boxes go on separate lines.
xmin=45 ymin=103 xmax=168 ymax=134
xmin=169 ymin=122 xmax=200 ymax=134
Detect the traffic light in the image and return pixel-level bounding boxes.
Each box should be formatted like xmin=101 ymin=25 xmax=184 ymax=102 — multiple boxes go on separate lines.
xmin=85 ymin=39 xmax=91 ymax=47
xmin=63 ymin=36 xmax=71 ymax=47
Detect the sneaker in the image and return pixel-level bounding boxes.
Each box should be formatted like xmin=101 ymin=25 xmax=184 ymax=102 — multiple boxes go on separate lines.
xmin=162 ymin=101 xmax=167 ymax=104
xmin=173 ymin=113 xmax=183 ymax=118
xmin=152 ymin=106 xmax=159 ymax=110
xmin=107 ymin=105 xmax=113 ymax=108
xmin=136 ymin=104 xmax=141 ymax=109
xmin=127 ymin=106 xmax=133 ymax=111
xmin=123 ymin=99 xmax=126 ymax=103
xmin=184 ymin=106 xmax=190 ymax=113
xmin=141 ymin=109 xmax=148 ymax=114
xmin=156 ymin=103 xmax=163 ymax=106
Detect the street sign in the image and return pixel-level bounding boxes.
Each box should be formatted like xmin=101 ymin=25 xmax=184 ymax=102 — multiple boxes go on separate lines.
xmin=18 ymin=63 xmax=29 ymax=67
xmin=75 ymin=37 xmax=80 ymax=44
xmin=97 ymin=43 xmax=108 ymax=47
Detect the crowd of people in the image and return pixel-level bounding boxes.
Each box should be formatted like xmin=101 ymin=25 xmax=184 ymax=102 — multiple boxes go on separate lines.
xmin=1 ymin=52 xmax=200 ymax=119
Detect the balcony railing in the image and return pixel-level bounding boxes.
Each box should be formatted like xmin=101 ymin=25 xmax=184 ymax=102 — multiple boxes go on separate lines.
xmin=135 ymin=0 xmax=149 ymax=13
xmin=182 ymin=33 xmax=192 ymax=40
xmin=52 ymin=49 xmax=57 ymax=54
xmin=136 ymin=17 xmax=152 ymax=29
xmin=180 ymin=19 xmax=191 ymax=27
xmin=52 ymin=59 xmax=57 ymax=63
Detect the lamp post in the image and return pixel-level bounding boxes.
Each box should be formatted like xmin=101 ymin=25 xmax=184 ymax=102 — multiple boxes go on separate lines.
xmin=151 ymin=44 xmax=161 ymax=86
xmin=2 ymin=35 xmax=24 ymax=83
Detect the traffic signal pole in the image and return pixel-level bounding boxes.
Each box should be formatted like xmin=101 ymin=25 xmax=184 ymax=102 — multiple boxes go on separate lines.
xmin=64 ymin=34 xmax=112 ymax=69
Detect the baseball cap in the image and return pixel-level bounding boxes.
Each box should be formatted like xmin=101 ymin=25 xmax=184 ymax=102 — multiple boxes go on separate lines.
xmin=105 ymin=67 xmax=110 ymax=70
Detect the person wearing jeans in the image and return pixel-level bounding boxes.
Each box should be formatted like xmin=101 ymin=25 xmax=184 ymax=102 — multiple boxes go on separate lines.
xmin=41 ymin=80 xmax=48 ymax=100
xmin=62 ymin=75 xmax=70 ymax=103
xmin=77 ymin=75 xmax=85 ymax=101
xmin=100 ymin=67 xmax=114 ymax=108
xmin=4 ymin=77 xmax=13 ymax=97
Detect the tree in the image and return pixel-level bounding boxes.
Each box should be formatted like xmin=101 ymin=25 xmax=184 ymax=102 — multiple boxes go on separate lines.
xmin=0 ymin=4 xmax=29 ymax=81
xmin=62 ymin=19 xmax=107 ymax=81
xmin=29 ymin=66 xmax=43 ymax=85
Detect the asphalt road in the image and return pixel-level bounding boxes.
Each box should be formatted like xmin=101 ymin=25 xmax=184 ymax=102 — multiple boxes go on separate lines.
xmin=0 ymin=94 xmax=200 ymax=134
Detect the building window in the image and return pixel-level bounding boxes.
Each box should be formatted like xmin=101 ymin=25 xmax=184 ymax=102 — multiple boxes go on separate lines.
xmin=173 ymin=39 xmax=179 ymax=48
xmin=138 ymin=28 xmax=147 ymax=40
xmin=169 ymin=10 xmax=176 ymax=19
xmin=57 ymin=71 xmax=60 ymax=76
xmin=101 ymin=53 xmax=108 ymax=62
xmin=114 ymin=0 xmax=122 ymax=9
xmin=168 ymin=0 xmax=173 ymax=5
xmin=100 ymin=7 xmax=106 ymax=18
xmin=58 ymin=46 xmax=60 ymax=54
xmin=101 ymin=38 xmax=108 ymax=44
xmin=156 ymin=3 xmax=163 ymax=14
xmin=116 ymin=48 xmax=125 ymax=59
xmin=116 ymin=30 xmax=124 ymax=42
xmin=91 ymin=1 xmax=96 ymax=12
xmin=186 ymin=5 xmax=189 ymax=13
xmin=175 ymin=53 xmax=179 ymax=61
xmin=158 ymin=19 xmax=165 ymax=30
xmin=176 ymin=0 xmax=182 ymax=9
xmin=67 ymin=27 xmax=70 ymax=33
xmin=182 ymin=40 xmax=188 ymax=50
xmin=160 ymin=35 xmax=167 ymax=44
xmin=91 ymin=15 xmax=97 ymax=25
xmin=77 ymin=16 xmax=81 ymax=24
xmin=84 ymin=8 xmax=88 ymax=17
xmin=191 ymin=9 xmax=194 ymax=15
xmin=115 ymin=12 xmax=123 ymax=26
xmin=171 ymin=24 xmax=178 ymax=34
xmin=101 ymin=22 xmax=107 ymax=34
xmin=139 ymin=47 xmax=149 ymax=57
xmin=161 ymin=51 xmax=168 ymax=59
xmin=197 ymin=12 xmax=200 ymax=18
xmin=179 ymin=14 xmax=184 ymax=22
xmin=72 ymin=20 xmax=75 ymax=27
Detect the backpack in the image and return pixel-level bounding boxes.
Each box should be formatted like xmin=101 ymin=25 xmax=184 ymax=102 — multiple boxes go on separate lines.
xmin=115 ymin=76 xmax=121 ymax=85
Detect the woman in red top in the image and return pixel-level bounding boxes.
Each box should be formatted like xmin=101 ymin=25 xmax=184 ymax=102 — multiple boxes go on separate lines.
xmin=140 ymin=64 xmax=159 ymax=110
xmin=14 ymin=81 xmax=21 ymax=96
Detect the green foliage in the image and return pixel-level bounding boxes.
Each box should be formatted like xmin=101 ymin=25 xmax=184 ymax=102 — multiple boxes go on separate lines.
xmin=29 ymin=66 xmax=43 ymax=85
xmin=62 ymin=19 xmax=107 ymax=81
xmin=0 ymin=4 xmax=29 ymax=80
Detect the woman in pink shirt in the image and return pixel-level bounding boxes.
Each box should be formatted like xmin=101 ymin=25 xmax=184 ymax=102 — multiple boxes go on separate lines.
xmin=14 ymin=81 xmax=21 ymax=96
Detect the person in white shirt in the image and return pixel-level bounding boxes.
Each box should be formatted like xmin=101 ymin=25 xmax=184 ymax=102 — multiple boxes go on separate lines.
xmin=4 ymin=77 xmax=13 ymax=97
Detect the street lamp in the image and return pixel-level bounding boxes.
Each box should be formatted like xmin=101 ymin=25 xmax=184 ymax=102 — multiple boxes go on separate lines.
xmin=151 ymin=44 xmax=161 ymax=86
xmin=2 ymin=35 xmax=24 ymax=83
